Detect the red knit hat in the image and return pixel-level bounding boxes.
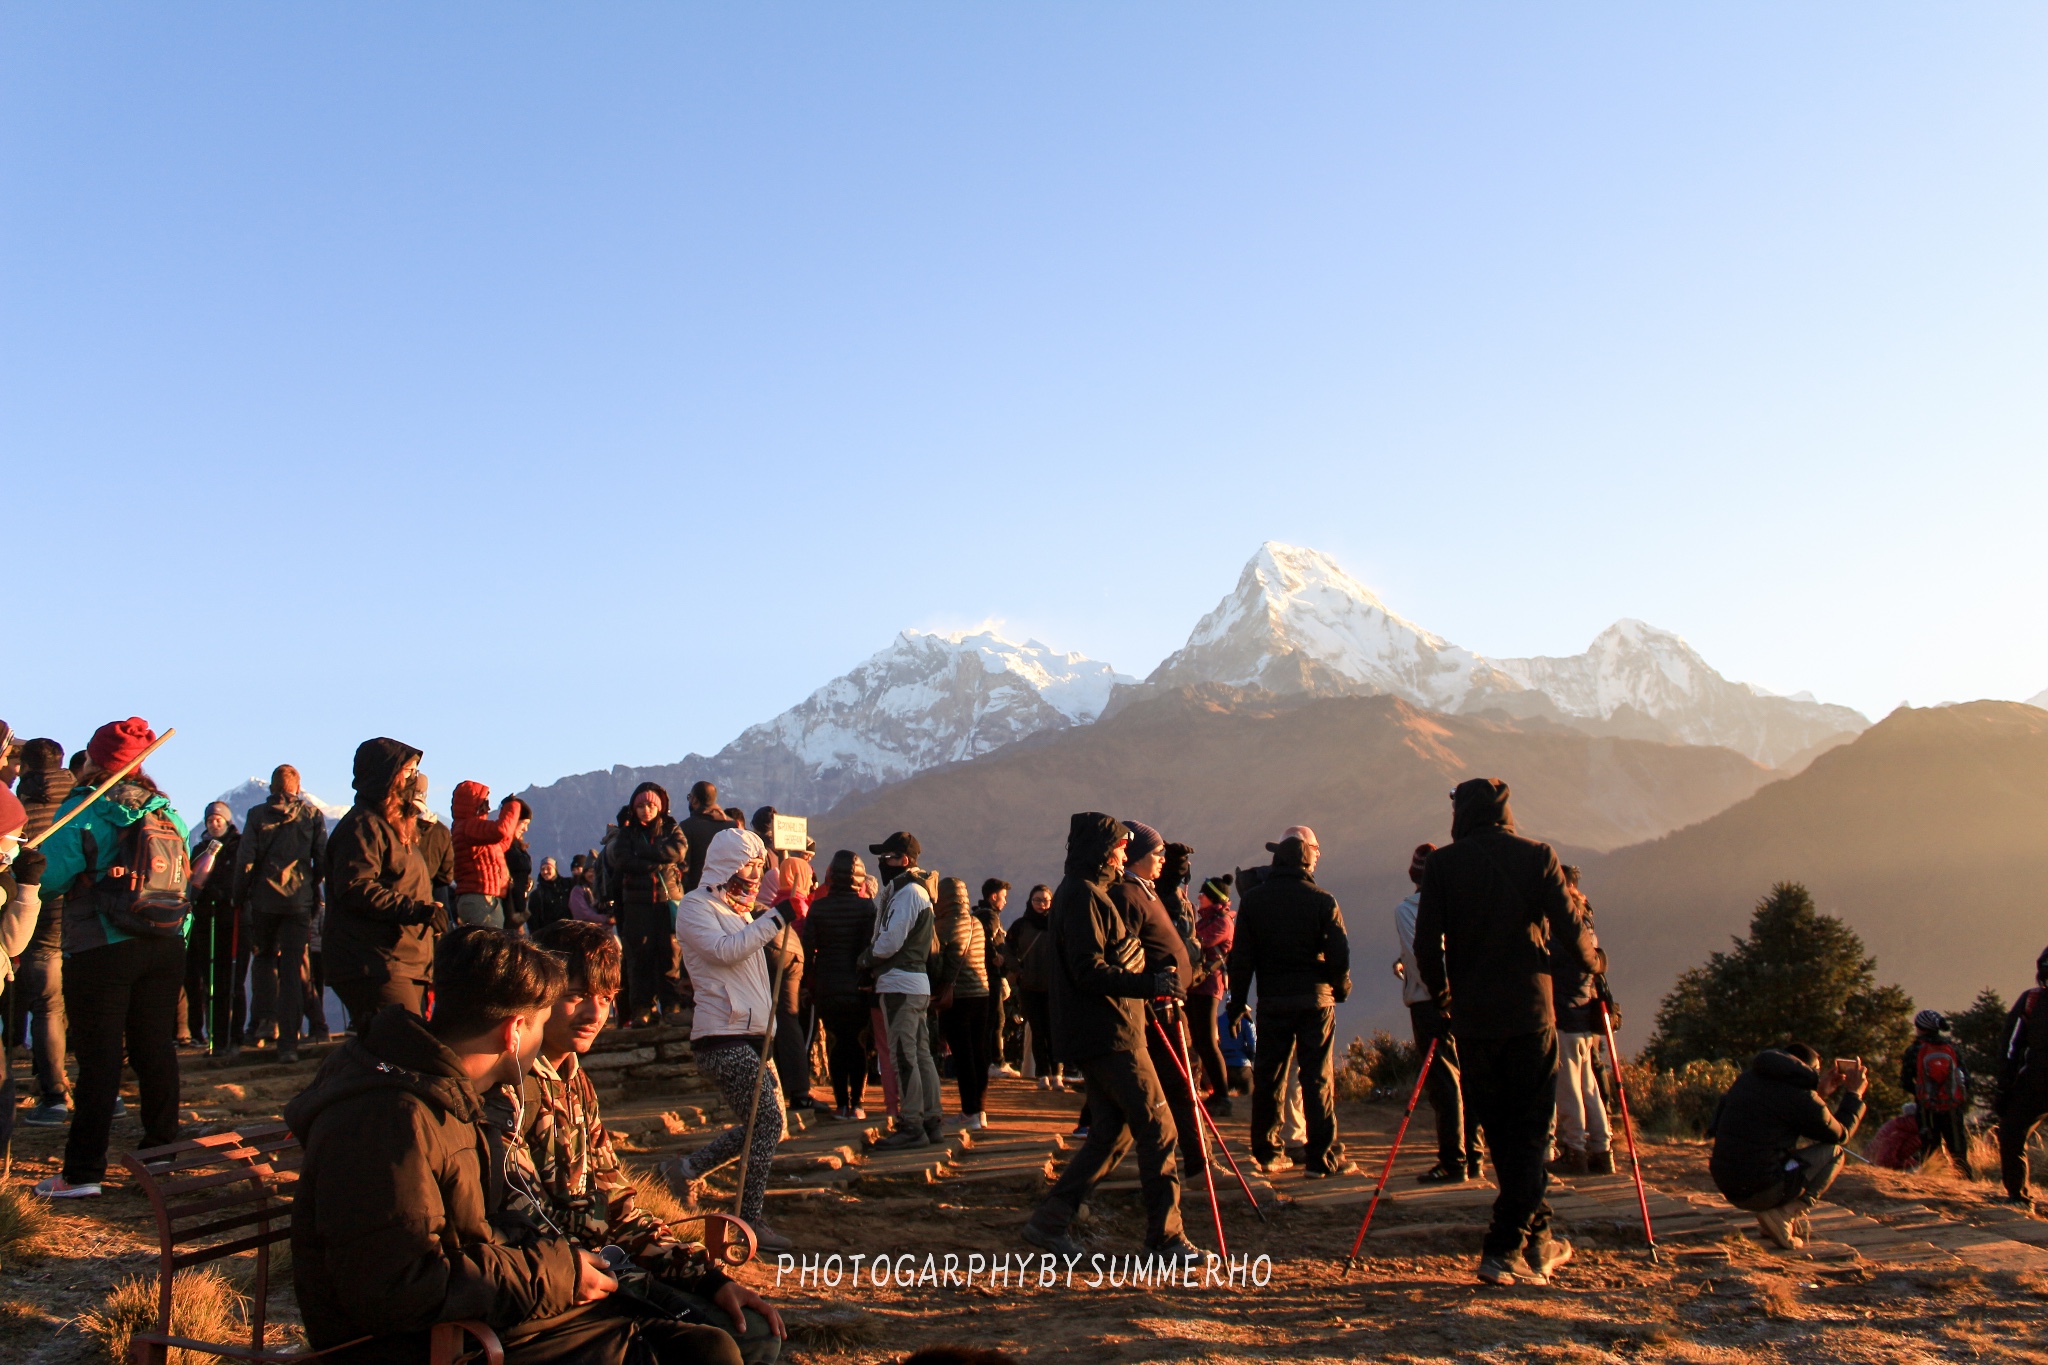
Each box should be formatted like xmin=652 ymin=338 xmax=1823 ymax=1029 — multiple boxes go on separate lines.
xmin=1408 ymin=842 xmax=1436 ymax=886
xmin=87 ymin=716 xmax=156 ymax=773
xmin=0 ymin=787 xmax=25 ymax=839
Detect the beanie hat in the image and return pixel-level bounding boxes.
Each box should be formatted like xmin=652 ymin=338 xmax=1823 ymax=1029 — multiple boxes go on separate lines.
xmin=1199 ymin=874 xmax=1233 ymax=905
xmin=1408 ymin=843 xmax=1436 ymax=886
xmin=0 ymin=787 xmax=25 ymax=839
xmin=87 ymin=717 xmax=156 ymax=773
xmin=1914 ymin=1008 xmax=1947 ymax=1033
xmin=205 ymin=801 xmax=233 ymax=824
xmin=1123 ymin=820 xmax=1164 ymax=862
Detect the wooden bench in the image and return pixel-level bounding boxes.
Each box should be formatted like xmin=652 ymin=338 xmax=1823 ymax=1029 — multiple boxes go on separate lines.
xmin=123 ymin=1124 xmax=503 ymax=1365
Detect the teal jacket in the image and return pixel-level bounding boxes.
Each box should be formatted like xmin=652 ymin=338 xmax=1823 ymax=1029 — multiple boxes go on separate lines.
xmin=38 ymin=781 xmax=189 ymax=955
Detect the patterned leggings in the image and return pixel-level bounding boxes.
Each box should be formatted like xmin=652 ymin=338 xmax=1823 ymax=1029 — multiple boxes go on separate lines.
xmin=684 ymin=1042 xmax=784 ymax=1227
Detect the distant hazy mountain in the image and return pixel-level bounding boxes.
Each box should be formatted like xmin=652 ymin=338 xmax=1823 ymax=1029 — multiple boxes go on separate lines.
xmin=1128 ymin=543 xmax=1867 ymax=767
xmin=1585 ymin=701 xmax=2048 ymax=1035
xmin=811 ymin=685 xmax=1780 ymax=1035
xmin=518 ymin=629 xmax=1131 ymax=861
xmin=2028 ymin=687 xmax=2048 ymax=709
xmin=211 ymin=779 xmax=348 ymax=826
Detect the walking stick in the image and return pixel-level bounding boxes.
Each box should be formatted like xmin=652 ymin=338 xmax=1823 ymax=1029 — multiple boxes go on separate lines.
xmin=1344 ymin=1035 xmax=1439 ymax=1271
xmin=1174 ymin=1010 xmax=1267 ymax=1223
xmin=1147 ymin=1008 xmax=1226 ymax=1256
xmin=730 ymin=942 xmax=795 ymax=1228
xmin=1597 ymin=997 xmax=1658 ymax=1262
xmin=26 ymin=728 xmax=177 ymax=848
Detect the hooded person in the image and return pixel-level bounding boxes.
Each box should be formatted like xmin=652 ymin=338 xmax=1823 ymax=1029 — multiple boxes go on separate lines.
xmin=1226 ymin=827 xmax=1354 ymax=1178
xmin=451 ymin=779 xmax=523 ymax=930
xmin=1707 ymin=1043 xmax=1868 ymax=1249
xmin=1 ymin=787 xmax=50 ymax=1152
xmin=1006 ymin=883 xmax=1060 ymax=1088
xmin=1395 ymin=842 xmax=1479 ymax=1183
xmin=663 ymin=826 xmax=799 ymax=1252
xmin=12 ymin=739 xmax=75 ymax=1125
xmin=237 ymin=764 xmax=330 ymax=1063
xmin=800 ymin=851 xmax=878 ymax=1119
xmin=1994 ymin=946 xmax=2048 ymax=1208
xmin=324 ymin=739 xmax=447 ymax=1032
xmin=1111 ymin=820 xmax=1207 ymax=1182
xmin=184 ymin=799 xmax=246 ymax=1052
xmin=1413 ymin=778 xmax=1599 ymax=1286
xmin=31 ymin=718 xmax=191 ymax=1199
xmin=859 ymin=831 xmax=945 ymax=1149
xmin=1022 ymin=813 xmax=1195 ymax=1261
xmin=605 ymin=781 xmax=689 ymax=1027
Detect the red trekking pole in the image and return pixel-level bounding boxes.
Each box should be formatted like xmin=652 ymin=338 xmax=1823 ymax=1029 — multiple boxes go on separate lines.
xmin=1344 ymin=1035 xmax=1438 ymax=1271
xmin=1147 ymin=1006 xmax=1227 ymax=1257
xmin=1598 ymin=996 xmax=1658 ymax=1263
xmin=1177 ymin=1011 xmax=1267 ymax=1224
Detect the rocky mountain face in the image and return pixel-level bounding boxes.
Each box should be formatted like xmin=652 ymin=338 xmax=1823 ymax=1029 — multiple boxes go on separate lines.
xmin=1129 ymin=543 xmax=1867 ymax=767
xmin=518 ymin=630 xmax=1130 ymax=861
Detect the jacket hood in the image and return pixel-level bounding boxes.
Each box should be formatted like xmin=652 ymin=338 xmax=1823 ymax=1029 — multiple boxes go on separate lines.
xmin=353 ymin=738 xmax=421 ymax=804
xmin=1451 ymin=778 xmax=1516 ymax=840
xmin=936 ymin=877 xmax=971 ymax=916
xmin=283 ymin=1005 xmax=482 ymax=1139
xmin=1269 ymin=836 xmax=1312 ymax=875
xmin=66 ymin=780 xmax=174 ymax=830
xmin=701 ymin=826 xmax=767 ymax=888
xmin=1749 ymin=1048 xmax=1822 ymax=1090
xmin=630 ymin=781 xmax=672 ymax=816
xmin=1063 ymin=812 xmax=1129 ymax=882
xmin=452 ymin=780 xmax=491 ymax=820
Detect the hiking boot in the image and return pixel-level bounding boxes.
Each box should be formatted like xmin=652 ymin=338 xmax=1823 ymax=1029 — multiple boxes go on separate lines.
xmin=1021 ymin=1222 xmax=1086 ymax=1258
xmin=1754 ymin=1203 xmax=1804 ymax=1250
xmin=1254 ymin=1153 xmax=1294 ymax=1175
xmin=1476 ymin=1254 xmax=1524 ymax=1286
xmin=22 ymin=1103 xmax=71 ymax=1127
xmin=923 ymin=1117 xmax=945 ymax=1143
xmin=1415 ymin=1162 xmax=1466 ymax=1185
xmin=1522 ymin=1237 xmax=1573 ymax=1284
xmin=277 ymin=1049 xmax=300 ymax=1065
xmin=751 ymin=1223 xmax=795 ymax=1253
xmin=1146 ymin=1234 xmax=1204 ymax=1260
xmin=1547 ymin=1146 xmax=1588 ymax=1177
xmin=1587 ymin=1148 xmax=1615 ymax=1175
xmin=874 ymin=1126 xmax=931 ymax=1150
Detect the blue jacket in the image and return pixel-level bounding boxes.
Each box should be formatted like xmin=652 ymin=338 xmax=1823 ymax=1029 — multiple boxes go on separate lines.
xmin=38 ymin=780 xmax=189 ymax=954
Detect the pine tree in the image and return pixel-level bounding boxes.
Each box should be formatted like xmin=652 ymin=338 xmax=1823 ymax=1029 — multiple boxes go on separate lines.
xmin=1949 ymin=986 xmax=2009 ymax=1090
xmin=1646 ymin=882 xmax=1913 ymax=1072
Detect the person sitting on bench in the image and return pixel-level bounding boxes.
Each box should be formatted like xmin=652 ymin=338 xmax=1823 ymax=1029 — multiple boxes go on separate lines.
xmin=289 ymin=926 xmax=744 ymax=1364
xmin=487 ymin=919 xmax=785 ymax=1364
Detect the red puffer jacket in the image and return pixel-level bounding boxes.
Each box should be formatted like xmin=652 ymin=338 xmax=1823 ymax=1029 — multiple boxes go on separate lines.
xmin=451 ymin=780 xmax=519 ymax=899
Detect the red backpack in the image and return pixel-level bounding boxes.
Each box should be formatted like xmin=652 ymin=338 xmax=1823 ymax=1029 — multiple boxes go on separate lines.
xmin=1916 ymin=1040 xmax=1967 ymax=1113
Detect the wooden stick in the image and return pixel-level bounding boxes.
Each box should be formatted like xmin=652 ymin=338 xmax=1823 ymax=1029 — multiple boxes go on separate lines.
xmin=26 ymin=728 xmax=177 ymax=849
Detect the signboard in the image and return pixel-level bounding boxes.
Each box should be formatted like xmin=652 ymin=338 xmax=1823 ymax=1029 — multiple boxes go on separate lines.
xmin=770 ymin=813 xmax=809 ymax=854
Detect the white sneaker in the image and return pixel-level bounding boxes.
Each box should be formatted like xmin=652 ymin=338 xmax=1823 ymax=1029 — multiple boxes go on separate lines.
xmin=993 ymin=1063 xmax=1021 ymax=1078
xmin=33 ymin=1176 xmax=101 ymax=1199
xmin=850 ymin=1107 xmax=867 ymax=1120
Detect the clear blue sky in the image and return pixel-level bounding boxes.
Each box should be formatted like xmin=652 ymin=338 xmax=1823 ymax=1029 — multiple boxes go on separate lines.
xmin=5 ymin=4 xmax=2044 ymax=811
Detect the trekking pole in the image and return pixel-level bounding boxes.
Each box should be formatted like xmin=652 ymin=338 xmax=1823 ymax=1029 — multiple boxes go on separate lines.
xmin=1598 ymin=997 xmax=1658 ymax=1264
xmin=730 ymin=947 xmax=795 ymax=1228
xmin=1344 ymin=1036 xmax=1438 ymax=1272
xmin=26 ymin=728 xmax=176 ymax=849
xmin=1147 ymin=1007 xmax=1226 ymax=1257
xmin=1174 ymin=1010 xmax=1267 ymax=1224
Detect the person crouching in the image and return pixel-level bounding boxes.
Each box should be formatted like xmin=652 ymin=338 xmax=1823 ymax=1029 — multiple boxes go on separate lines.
xmin=1707 ymin=1044 xmax=1867 ymax=1250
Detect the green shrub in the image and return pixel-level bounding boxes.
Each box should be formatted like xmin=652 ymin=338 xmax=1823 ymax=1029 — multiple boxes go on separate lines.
xmin=1620 ymin=1059 xmax=1740 ymax=1137
xmin=1335 ymin=1030 xmax=1420 ymax=1101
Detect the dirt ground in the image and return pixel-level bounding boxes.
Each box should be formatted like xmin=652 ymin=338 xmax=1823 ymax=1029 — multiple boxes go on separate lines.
xmin=6 ymin=1059 xmax=2047 ymax=1365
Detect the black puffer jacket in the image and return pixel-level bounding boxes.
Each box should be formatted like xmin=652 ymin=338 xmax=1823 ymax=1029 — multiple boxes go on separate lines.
xmin=1226 ymin=841 xmax=1350 ymax=1014
xmin=801 ymin=890 xmax=878 ymax=1010
xmin=1007 ymin=907 xmax=1053 ymax=993
xmin=324 ymin=740 xmax=441 ymax=989
xmin=1414 ymin=778 xmax=1597 ymax=1040
xmin=1049 ymin=813 xmax=1153 ymax=1066
xmin=286 ymin=1006 xmax=579 ymax=1362
xmin=608 ymin=811 xmax=687 ymax=908
xmin=1708 ymin=1049 xmax=1866 ymax=1201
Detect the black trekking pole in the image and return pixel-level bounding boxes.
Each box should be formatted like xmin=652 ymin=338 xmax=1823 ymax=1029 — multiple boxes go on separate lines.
xmin=1597 ymin=995 xmax=1658 ymax=1263
xmin=1147 ymin=1006 xmax=1227 ymax=1255
xmin=1343 ymin=1036 xmax=1438 ymax=1271
xmin=1162 ymin=1008 xmax=1267 ymax=1222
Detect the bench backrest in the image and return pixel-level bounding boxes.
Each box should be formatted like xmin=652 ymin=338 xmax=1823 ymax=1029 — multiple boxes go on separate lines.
xmin=123 ymin=1123 xmax=301 ymax=1353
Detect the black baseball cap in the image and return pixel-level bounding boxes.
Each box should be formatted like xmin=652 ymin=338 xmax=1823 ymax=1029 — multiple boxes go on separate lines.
xmin=869 ymin=831 xmax=921 ymax=862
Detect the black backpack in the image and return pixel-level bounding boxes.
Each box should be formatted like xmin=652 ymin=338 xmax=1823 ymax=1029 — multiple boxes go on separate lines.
xmin=81 ymin=812 xmax=192 ymax=937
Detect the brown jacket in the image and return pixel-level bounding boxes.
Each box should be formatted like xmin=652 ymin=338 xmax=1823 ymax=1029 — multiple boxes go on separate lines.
xmin=286 ymin=1007 xmax=580 ymax=1362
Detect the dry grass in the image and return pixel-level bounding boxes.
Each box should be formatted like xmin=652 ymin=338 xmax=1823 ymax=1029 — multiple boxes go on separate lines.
xmin=74 ymin=1268 xmax=248 ymax=1365
xmin=625 ymin=1162 xmax=692 ymax=1226
xmin=0 ymin=1185 xmax=64 ymax=1268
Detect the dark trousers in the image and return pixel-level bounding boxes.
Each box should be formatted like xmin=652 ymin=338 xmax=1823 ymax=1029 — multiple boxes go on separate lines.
xmin=1251 ymin=1005 xmax=1341 ymax=1169
xmin=621 ymin=903 xmax=682 ymax=1019
xmin=1462 ymin=1027 xmax=1560 ymax=1259
xmin=939 ymin=995 xmax=993 ymax=1115
xmin=305 ymin=948 xmax=331 ymax=1038
xmin=987 ymin=982 xmax=1009 ymax=1067
xmin=818 ymin=1002 xmax=872 ymax=1111
xmin=249 ymin=912 xmax=313 ymax=1051
xmin=334 ymin=975 xmax=425 ymax=1033
xmin=15 ymin=947 xmax=68 ymax=1102
xmin=63 ymin=935 xmax=185 ymax=1184
xmin=1410 ymin=1003 xmax=1480 ymax=1169
xmin=773 ymin=1008 xmax=811 ymax=1109
xmin=1018 ymin=989 xmax=1055 ymax=1078
xmin=1146 ymin=1007 xmax=1207 ymax=1176
xmin=184 ymin=901 xmax=245 ymax=1047
xmin=1916 ymin=1106 xmax=1972 ymax=1172
xmin=1999 ymin=1079 xmax=2048 ymax=1198
xmin=499 ymin=1298 xmax=743 ymax=1365
xmin=1030 ymin=1048 xmax=1184 ymax=1246
xmin=1185 ymin=996 xmax=1228 ymax=1097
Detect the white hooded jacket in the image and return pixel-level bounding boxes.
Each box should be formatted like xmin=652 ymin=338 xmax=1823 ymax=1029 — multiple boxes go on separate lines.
xmin=673 ymin=826 xmax=783 ymax=1040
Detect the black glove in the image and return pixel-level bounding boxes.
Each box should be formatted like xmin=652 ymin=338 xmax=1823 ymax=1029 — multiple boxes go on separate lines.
xmin=415 ymin=901 xmax=450 ymax=934
xmin=10 ymin=847 xmax=46 ymax=886
xmin=1150 ymin=970 xmax=1184 ymax=1001
xmin=1109 ymin=935 xmax=1144 ymax=973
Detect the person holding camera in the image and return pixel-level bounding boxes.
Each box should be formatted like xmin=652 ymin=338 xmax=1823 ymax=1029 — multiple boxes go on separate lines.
xmin=1708 ymin=1044 xmax=1868 ymax=1249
